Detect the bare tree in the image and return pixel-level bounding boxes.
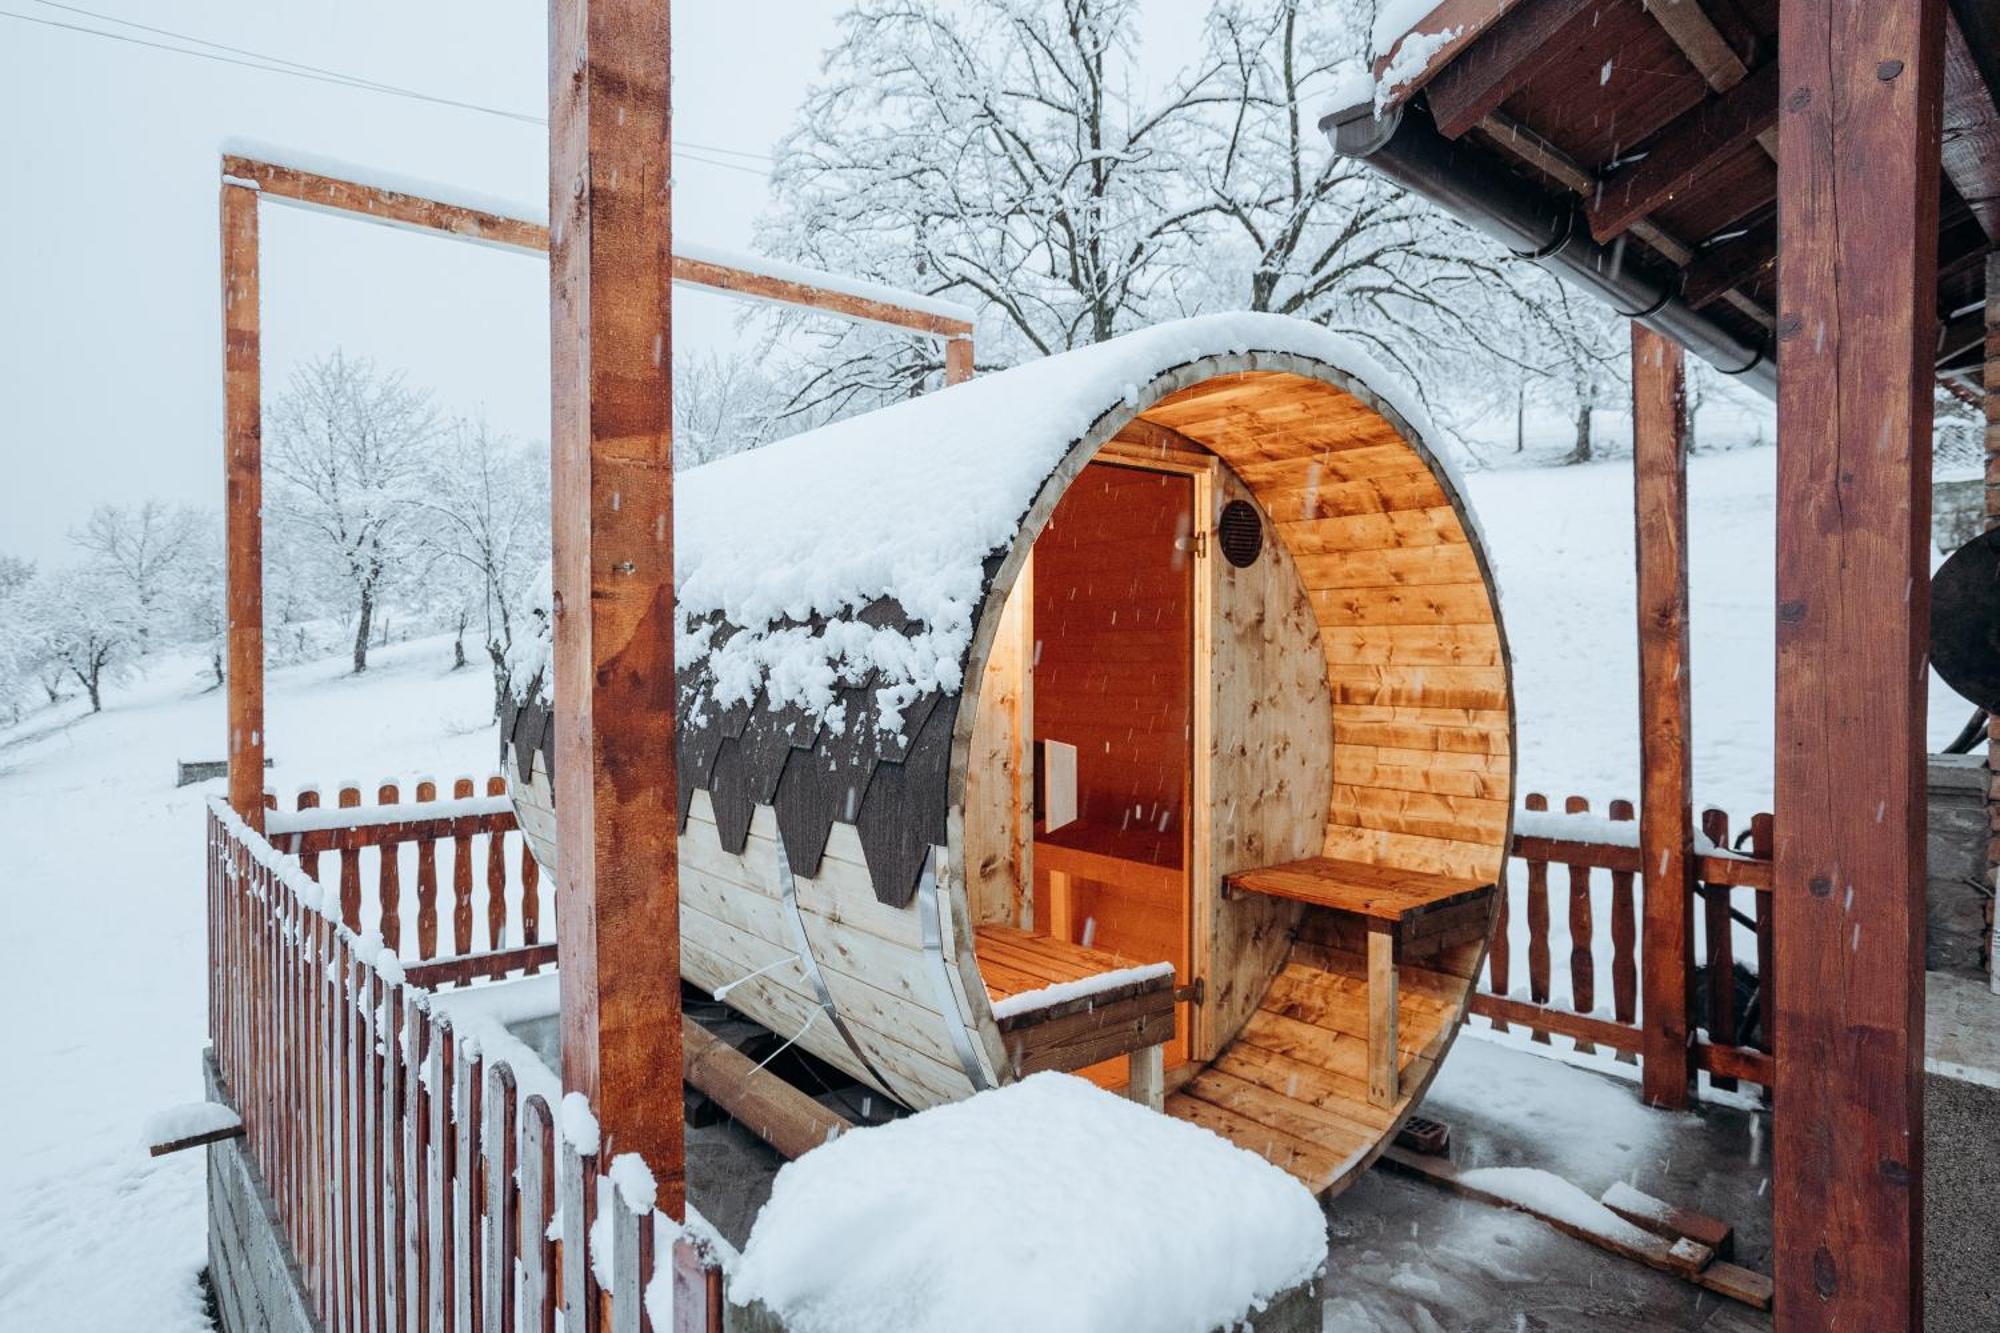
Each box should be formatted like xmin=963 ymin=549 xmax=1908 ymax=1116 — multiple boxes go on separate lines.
xmin=415 ymin=420 xmax=550 ymax=714
xmin=266 ymin=352 xmax=438 ymax=673
xmin=675 ymin=352 xmax=784 ymax=467
xmin=760 ymin=0 xmax=1232 ymax=416
xmin=23 ymin=568 xmax=141 ymax=713
xmin=68 ymin=500 xmax=203 ymax=650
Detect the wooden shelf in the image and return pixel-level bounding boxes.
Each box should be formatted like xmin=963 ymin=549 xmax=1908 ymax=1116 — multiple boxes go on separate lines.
xmin=1225 ymin=856 xmax=1491 ymax=923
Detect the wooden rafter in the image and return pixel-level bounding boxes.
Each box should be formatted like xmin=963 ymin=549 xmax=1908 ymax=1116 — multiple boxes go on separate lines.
xmin=219 ymin=152 xmax=975 ymax=341
xmin=1426 ymin=0 xmax=1612 ymax=140
xmin=1641 ymin=0 xmax=1778 ymax=161
xmin=1683 ymin=223 xmax=1777 ymax=310
xmin=1589 ymin=62 xmax=1779 ymax=244
xmin=1943 ymin=13 xmax=2000 ymax=242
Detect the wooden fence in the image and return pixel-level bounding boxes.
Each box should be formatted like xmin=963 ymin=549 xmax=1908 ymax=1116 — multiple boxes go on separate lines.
xmin=208 ymin=797 xmax=723 ymax=1333
xmin=1471 ymin=791 xmax=1776 ymax=1090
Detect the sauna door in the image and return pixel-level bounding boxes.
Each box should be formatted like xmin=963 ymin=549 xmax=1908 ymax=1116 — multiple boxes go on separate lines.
xmin=1030 ymin=461 xmax=1197 ymax=1070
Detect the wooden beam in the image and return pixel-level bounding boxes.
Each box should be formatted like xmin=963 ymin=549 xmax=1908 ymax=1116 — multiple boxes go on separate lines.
xmin=221 ymin=182 xmax=264 ymax=830
xmin=1426 ymin=0 xmax=1612 ymax=140
xmin=1943 ymin=12 xmax=2000 ymax=242
xmin=1372 ymin=0 xmax=1530 ymax=109
xmin=1632 ymin=324 xmax=1696 ymax=1111
xmin=1684 ymin=223 xmax=1777 ymax=309
xmin=1641 ymin=0 xmax=1778 ymax=161
xmin=549 ymin=0 xmax=685 ymax=1218
xmin=944 ymin=334 xmax=974 ymax=384
xmin=681 ymin=1017 xmax=849 ymax=1161
xmin=222 ymin=152 xmax=973 ymax=340
xmin=1590 ymin=62 xmax=1780 ymax=244
xmin=1987 ymin=252 xmax=1999 ymax=973
xmin=1774 ymin=1 xmax=1945 ymax=1324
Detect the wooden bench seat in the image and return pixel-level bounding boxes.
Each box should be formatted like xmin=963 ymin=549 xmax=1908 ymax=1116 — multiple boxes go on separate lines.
xmin=974 ymin=925 xmax=1177 ymax=1107
xmin=1226 ymin=857 xmax=1494 ymax=1108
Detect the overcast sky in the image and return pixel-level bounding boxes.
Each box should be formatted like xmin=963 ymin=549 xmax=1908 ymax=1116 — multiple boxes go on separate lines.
xmin=0 ymin=1 xmax=860 ymax=561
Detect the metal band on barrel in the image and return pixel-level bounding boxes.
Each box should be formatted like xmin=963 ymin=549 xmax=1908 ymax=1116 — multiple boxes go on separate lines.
xmin=772 ymin=831 xmax=903 ymax=1105
xmin=919 ymin=847 xmax=992 ymax=1092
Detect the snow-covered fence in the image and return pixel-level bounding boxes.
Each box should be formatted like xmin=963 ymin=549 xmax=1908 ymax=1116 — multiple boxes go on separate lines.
xmin=207 ymin=799 xmax=725 ymax=1333
xmin=261 ymin=777 xmax=549 ymax=986
xmin=1473 ymin=791 xmax=1775 ymax=1093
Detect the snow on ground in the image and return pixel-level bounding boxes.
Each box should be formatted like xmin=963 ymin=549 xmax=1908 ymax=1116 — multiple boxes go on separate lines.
xmin=0 ymin=636 xmax=500 ymax=1332
xmin=730 ymin=1071 xmax=1326 ymax=1333
xmin=0 ymin=440 xmax=1953 ymax=1329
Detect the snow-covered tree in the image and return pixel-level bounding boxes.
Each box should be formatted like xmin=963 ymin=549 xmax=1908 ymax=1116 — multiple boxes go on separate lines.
xmin=67 ymin=500 xmax=203 ymax=650
xmin=415 ymin=420 xmax=550 ymax=714
xmin=162 ymin=515 xmax=227 ymax=689
xmin=22 ymin=568 xmax=142 ymax=713
xmin=675 ymin=351 xmax=785 ymax=468
xmin=0 ymin=556 xmax=40 ymax=722
xmin=760 ymin=0 xmax=1228 ymax=414
xmin=266 ymin=351 xmax=439 ymax=674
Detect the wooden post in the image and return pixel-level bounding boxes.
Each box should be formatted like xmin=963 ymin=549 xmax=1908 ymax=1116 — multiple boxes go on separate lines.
xmin=1366 ymin=926 xmax=1398 ymax=1108
xmin=1986 ymin=252 xmax=1999 ymax=983
xmin=945 ymin=335 xmax=974 ymax=385
xmin=1774 ymin=2 xmax=1943 ymax=1324
xmin=1632 ymin=324 xmax=1695 ymax=1110
xmin=549 ymin=0 xmax=685 ymax=1217
xmin=222 ymin=180 xmax=265 ymax=830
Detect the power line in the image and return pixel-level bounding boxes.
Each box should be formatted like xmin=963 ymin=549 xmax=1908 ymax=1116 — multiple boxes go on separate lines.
xmin=7 ymin=2 xmax=777 ymax=175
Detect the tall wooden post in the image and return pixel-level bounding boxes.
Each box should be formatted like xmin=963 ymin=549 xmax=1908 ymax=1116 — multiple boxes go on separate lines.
xmin=1986 ymin=253 xmax=1999 ymax=984
xmin=222 ymin=180 xmax=265 ymax=830
xmin=1631 ymin=324 xmax=1694 ymax=1110
xmin=549 ymin=0 xmax=684 ymax=1216
xmin=1774 ymin=1 xmax=1943 ymax=1324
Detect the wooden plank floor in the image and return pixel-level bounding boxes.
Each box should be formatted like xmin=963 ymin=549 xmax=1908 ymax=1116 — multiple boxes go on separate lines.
xmin=1167 ymin=951 xmax=1456 ymax=1195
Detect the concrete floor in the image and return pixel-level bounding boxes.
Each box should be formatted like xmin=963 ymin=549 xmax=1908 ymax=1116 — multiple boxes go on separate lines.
xmin=514 ymin=997 xmax=1775 ymax=1332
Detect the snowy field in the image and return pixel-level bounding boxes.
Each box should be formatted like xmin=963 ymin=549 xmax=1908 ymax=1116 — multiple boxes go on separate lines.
xmin=0 ymin=442 xmax=1972 ymax=1329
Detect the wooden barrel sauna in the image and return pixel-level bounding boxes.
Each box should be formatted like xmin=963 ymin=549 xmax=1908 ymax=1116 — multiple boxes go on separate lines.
xmin=499 ymin=313 xmax=1515 ymax=1196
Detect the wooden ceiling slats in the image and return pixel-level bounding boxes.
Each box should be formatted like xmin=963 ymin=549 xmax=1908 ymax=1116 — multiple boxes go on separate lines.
xmin=1683 ymin=222 xmax=1778 ymax=309
xmin=1647 ymin=140 xmax=1775 ymax=246
xmin=1426 ymin=0 xmax=1621 ymax=140
xmin=1943 ymin=15 xmax=2000 ymax=242
xmin=1588 ymin=61 xmax=1779 ymax=242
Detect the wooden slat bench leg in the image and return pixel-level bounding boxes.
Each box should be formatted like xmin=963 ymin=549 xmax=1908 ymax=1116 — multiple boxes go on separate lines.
xmin=1127 ymin=1042 xmax=1165 ymax=1112
xmin=1368 ymin=926 xmax=1399 ymax=1108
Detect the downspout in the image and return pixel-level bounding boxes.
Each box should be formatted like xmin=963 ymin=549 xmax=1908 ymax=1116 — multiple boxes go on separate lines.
xmin=1321 ymin=100 xmax=1778 ymax=400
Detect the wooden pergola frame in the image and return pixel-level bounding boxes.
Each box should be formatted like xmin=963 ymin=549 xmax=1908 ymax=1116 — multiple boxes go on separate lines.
xmin=218 ymin=153 xmax=975 ymax=828
xmin=219 ymin=60 xmax=973 ymax=1221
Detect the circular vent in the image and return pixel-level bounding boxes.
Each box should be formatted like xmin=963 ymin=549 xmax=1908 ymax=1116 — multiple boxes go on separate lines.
xmin=1217 ymin=500 xmax=1264 ymax=568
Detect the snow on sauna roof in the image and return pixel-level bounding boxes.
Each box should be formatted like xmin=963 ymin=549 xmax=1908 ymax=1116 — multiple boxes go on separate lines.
xmin=730 ymin=1072 xmax=1327 ymax=1333
xmin=502 ymin=312 xmax=1455 ymax=905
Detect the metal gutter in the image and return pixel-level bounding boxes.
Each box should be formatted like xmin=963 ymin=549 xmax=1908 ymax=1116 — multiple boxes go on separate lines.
xmin=1322 ymin=100 xmax=1779 ymax=399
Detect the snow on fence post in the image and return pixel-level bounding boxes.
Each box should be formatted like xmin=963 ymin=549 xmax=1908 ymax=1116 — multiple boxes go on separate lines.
xmin=453 ymin=776 xmax=477 ymax=955
xmin=520 ymin=1095 xmax=559 ymax=1332
xmin=484 ymin=1062 xmax=520 ymax=1333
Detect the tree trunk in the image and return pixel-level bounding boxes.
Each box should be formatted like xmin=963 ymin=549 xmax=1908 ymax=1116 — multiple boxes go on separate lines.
xmin=210 ymin=647 xmax=225 ymax=691
xmin=352 ymin=587 xmax=374 ymax=674
xmin=1515 ymin=385 xmax=1526 ymax=453
xmin=453 ymin=611 xmax=469 ymax=670
xmin=1564 ymin=396 xmax=1594 ymax=465
xmin=81 ymin=667 xmax=102 ymax=713
xmin=488 ymin=641 xmax=511 ymax=720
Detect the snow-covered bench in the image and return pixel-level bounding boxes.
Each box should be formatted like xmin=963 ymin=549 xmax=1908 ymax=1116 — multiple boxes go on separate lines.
xmin=975 ymin=925 xmax=1177 ymax=1108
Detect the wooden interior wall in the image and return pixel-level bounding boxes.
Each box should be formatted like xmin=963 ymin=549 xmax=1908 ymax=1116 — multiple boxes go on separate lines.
xmin=1140 ymin=371 xmax=1512 ymax=886
xmin=1030 ymin=463 xmax=1196 ymax=871
xmin=1200 ymin=464 xmax=1333 ymax=1058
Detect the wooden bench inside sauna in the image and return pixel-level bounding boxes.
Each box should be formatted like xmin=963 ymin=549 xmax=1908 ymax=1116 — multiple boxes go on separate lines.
xmin=500 ymin=312 xmax=1513 ymax=1196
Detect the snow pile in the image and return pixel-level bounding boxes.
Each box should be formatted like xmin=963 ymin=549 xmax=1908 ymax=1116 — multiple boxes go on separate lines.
xmin=1454 ymin=1166 xmax=1660 ymax=1251
xmin=1374 ymin=24 xmax=1462 ymax=114
xmin=730 ymin=1072 xmax=1326 ymax=1333
xmin=141 ymin=1101 xmax=241 ymax=1148
xmin=561 ymin=1091 xmax=602 ymax=1157
xmin=987 ymin=961 xmax=1174 ymax=1022
xmin=516 ymin=313 xmax=1456 ymax=740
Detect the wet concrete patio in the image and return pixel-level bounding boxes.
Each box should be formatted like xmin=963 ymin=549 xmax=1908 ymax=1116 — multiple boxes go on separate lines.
xmin=512 ymin=995 xmax=1774 ymax=1331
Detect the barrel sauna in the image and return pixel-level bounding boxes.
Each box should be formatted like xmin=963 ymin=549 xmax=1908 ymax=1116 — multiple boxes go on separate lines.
xmin=500 ymin=313 xmax=1515 ymax=1195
